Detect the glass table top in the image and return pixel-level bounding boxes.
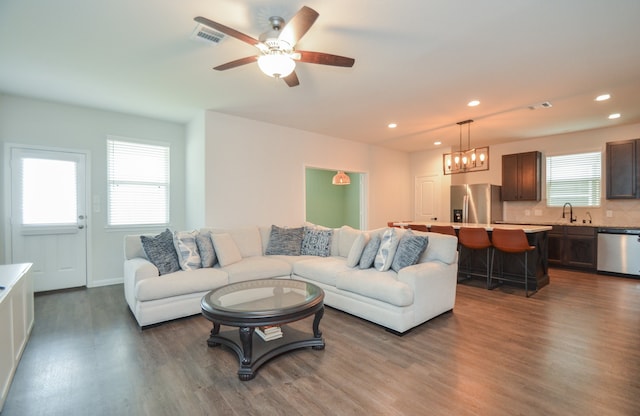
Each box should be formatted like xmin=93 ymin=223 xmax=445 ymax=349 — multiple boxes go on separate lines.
xmin=203 ymin=279 xmax=322 ymax=314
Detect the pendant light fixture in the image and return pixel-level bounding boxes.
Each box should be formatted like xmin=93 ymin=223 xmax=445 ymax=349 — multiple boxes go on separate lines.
xmin=442 ymin=119 xmax=489 ymax=175
xmin=332 ymin=170 xmax=351 ymax=185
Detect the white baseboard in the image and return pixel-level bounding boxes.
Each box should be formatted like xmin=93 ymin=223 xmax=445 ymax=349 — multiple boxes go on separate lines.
xmin=88 ymin=277 xmax=123 ymax=288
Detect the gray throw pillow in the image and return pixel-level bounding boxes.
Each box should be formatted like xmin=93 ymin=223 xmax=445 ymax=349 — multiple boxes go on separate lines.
xmin=196 ymin=231 xmax=216 ymax=267
xmin=359 ymin=234 xmax=381 ymax=269
xmin=140 ymin=229 xmax=180 ymax=275
xmin=301 ymin=228 xmax=333 ymax=257
xmin=265 ymin=225 xmax=304 ymax=255
xmin=391 ymin=233 xmax=429 ymax=272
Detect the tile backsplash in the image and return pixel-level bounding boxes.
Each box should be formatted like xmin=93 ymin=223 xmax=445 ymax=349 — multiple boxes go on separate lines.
xmin=503 ymin=200 xmax=640 ymax=227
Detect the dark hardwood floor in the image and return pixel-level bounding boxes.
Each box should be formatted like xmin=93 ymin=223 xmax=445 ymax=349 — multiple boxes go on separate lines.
xmin=3 ymin=269 xmax=639 ymax=416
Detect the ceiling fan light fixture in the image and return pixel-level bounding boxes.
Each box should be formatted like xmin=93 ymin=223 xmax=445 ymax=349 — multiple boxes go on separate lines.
xmin=258 ymin=53 xmax=295 ymax=78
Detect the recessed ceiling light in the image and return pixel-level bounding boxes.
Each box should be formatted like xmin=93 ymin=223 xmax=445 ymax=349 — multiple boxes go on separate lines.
xmin=388 ymin=123 xmax=397 ymax=128
xmin=608 ymin=113 xmax=621 ymax=119
xmin=468 ymin=100 xmax=480 ymax=107
xmin=434 ymin=141 xmax=442 ymax=145
xmin=595 ymin=94 xmax=611 ymax=102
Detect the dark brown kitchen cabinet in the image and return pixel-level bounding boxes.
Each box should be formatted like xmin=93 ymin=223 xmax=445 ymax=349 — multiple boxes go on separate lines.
xmin=502 ymin=151 xmax=541 ymax=201
xmin=547 ymin=225 xmax=597 ymax=271
xmin=606 ymin=139 xmax=640 ymax=199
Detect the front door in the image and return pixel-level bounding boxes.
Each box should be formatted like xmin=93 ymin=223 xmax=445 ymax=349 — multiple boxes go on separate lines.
xmin=10 ymin=147 xmax=88 ymax=292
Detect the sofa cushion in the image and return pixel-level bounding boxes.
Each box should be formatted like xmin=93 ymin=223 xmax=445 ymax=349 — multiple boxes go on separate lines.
xmin=301 ymin=228 xmax=333 ymax=256
xmin=346 ymin=232 xmax=369 ymax=268
xmin=418 ymin=232 xmax=458 ymax=265
xmin=338 ymin=226 xmax=362 ymax=257
xmin=219 ymin=256 xmax=292 ymax=283
xmin=210 ymin=233 xmax=242 ymax=267
xmin=265 ymin=225 xmax=304 ymax=255
xmin=359 ymin=234 xmax=381 ymax=269
xmin=196 ymin=231 xmax=216 ymax=267
xmin=336 ymin=269 xmax=414 ymax=307
xmin=292 ymin=257 xmax=351 ymax=287
xmin=135 ymin=268 xmax=228 ymax=301
xmin=140 ymin=229 xmax=180 ymax=275
xmin=173 ymin=230 xmax=202 ymax=271
xmin=229 ymin=227 xmax=263 ymax=258
xmin=391 ymin=232 xmax=429 ymax=272
xmin=374 ymin=228 xmax=400 ymax=271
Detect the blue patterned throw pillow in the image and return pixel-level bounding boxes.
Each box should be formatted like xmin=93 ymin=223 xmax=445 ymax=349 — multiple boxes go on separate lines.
xmin=374 ymin=228 xmax=400 ymax=271
xmin=173 ymin=230 xmax=202 ymax=271
xmin=140 ymin=229 xmax=180 ymax=275
xmin=301 ymin=228 xmax=333 ymax=256
xmin=391 ymin=233 xmax=429 ymax=272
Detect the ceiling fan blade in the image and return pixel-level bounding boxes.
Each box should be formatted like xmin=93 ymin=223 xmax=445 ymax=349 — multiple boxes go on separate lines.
xmin=278 ymin=6 xmax=319 ymax=47
xmin=213 ymin=56 xmax=258 ymax=71
xmin=194 ymin=16 xmax=261 ymax=47
xmin=283 ymin=71 xmax=300 ymax=87
xmin=295 ymin=51 xmax=355 ymax=67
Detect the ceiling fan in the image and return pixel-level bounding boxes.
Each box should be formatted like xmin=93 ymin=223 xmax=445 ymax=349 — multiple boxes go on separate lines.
xmin=194 ymin=6 xmax=355 ymax=87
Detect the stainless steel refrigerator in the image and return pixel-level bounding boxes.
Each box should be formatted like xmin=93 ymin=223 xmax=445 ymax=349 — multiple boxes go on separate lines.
xmin=451 ymin=184 xmax=503 ymax=223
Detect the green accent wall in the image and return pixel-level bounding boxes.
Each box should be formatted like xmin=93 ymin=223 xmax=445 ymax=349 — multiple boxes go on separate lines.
xmin=305 ymin=168 xmax=360 ymax=229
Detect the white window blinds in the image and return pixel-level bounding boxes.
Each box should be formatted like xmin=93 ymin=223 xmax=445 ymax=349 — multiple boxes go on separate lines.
xmin=107 ymin=138 xmax=170 ymax=226
xmin=546 ymin=152 xmax=601 ymax=207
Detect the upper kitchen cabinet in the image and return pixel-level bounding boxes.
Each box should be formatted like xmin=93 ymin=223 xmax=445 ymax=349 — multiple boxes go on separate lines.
xmin=502 ymin=151 xmax=542 ymax=201
xmin=606 ymin=139 xmax=640 ymax=199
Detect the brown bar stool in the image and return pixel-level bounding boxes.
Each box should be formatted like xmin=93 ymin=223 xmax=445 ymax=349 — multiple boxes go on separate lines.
xmin=489 ymin=228 xmax=537 ymax=297
xmin=407 ymin=224 xmax=428 ymax=232
xmin=457 ymin=227 xmax=492 ymax=287
xmin=429 ymin=225 xmax=456 ymax=236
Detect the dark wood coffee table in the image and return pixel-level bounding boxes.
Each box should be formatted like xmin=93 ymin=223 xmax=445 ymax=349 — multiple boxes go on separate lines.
xmin=201 ymin=278 xmax=325 ymax=380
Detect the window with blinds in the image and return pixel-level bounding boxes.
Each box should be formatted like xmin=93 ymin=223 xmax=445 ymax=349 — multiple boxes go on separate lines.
xmin=107 ymin=138 xmax=170 ymax=226
xmin=546 ymin=151 xmax=601 ymax=207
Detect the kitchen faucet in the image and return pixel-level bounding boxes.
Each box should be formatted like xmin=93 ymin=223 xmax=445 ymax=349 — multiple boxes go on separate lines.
xmin=585 ymin=211 xmax=592 ymax=224
xmin=562 ymin=202 xmax=576 ymax=223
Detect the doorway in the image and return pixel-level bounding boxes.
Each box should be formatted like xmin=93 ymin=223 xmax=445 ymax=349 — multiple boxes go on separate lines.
xmin=305 ymin=168 xmax=365 ymax=229
xmin=9 ymin=146 xmax=88 ymax=292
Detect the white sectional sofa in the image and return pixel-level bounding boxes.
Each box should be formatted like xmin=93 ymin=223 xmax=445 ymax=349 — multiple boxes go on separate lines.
xmin=123 ymin=225 xmax=458 ymax=333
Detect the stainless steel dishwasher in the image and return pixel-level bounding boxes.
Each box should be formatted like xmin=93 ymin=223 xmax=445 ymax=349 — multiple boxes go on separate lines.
xmin=597 ymin=228 xmax=640 ymax=277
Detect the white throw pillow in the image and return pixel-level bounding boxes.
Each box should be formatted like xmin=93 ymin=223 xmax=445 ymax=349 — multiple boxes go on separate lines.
xmin=346 ymin=232 xmax=370 ymax=268
xmin=210 ymin=233 xmax=242 ymax=267
xmin=339 ymin=226 xmax=362 ymax=257
xmin=374 ymin=228 xmax=400 ymax=271
xmin=173 ymin=230 xmax=202 ymax=271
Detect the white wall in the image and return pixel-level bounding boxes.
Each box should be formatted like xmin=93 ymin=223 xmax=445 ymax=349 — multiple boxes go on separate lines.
xmin=201 ymin=111 xmax=412 ymax=230
xmin=185 ymin=111 xmax=206 ymax=229
xmin=410 ymin=122 xmax=640 ymax=226
xmin=0 ymin=94 xmax=186 ymax=286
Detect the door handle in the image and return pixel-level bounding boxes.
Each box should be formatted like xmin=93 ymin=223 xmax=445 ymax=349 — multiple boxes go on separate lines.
xmin=78 ymin=225 xmax=85 ymax=229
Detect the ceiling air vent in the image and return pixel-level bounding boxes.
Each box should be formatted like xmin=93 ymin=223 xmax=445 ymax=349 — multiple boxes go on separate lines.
xmin=528 ymin=101 xmax=553 ymax=110
xmin=191 ymin=24 xmax=226 ymax=45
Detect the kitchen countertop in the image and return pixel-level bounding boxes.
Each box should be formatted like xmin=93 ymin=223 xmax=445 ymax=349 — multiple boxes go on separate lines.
xmin=394 ymin=222 xmax=552 ymax=233
xmin=496 ymin=221 xmax=640 ymax=229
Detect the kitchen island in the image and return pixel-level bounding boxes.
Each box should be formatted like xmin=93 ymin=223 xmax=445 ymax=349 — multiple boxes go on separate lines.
xmin=394 ymin=222 xmax=552 ymax=291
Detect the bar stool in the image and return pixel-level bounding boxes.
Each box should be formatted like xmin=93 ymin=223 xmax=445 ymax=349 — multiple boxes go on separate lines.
xmin=407 ymin=224 xmax=428 ymax=232
xmin=457 ymin=227 xmax=492 ymax=287
xmin=428 ymin=225 xmax=456 ymax=236
xmin=489 ymin=228 xmax=537 ymax=297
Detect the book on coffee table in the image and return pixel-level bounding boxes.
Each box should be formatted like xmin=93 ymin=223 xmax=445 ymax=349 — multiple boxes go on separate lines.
xmin=255 ymin=326 xmax=283 ymax=341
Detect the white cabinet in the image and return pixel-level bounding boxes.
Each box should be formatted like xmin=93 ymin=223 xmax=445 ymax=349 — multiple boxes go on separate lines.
xmin=0 ymin=263 xmax=33 ymax=412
